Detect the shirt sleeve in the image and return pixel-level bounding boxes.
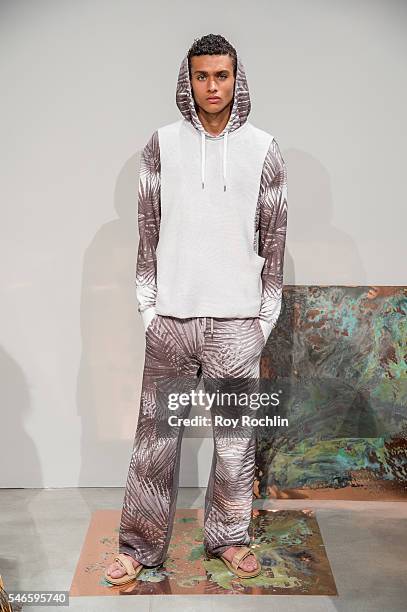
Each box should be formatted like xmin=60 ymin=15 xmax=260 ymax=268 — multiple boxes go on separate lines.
xmin=135 ymin=130 xmax=161 ymax=315
xmin=256 ymin=137 xmax=288 ymax=333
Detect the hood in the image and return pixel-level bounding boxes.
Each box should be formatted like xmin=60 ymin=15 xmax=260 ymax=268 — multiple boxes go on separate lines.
xmin=175 ymin=51 xmax=251 ymax=191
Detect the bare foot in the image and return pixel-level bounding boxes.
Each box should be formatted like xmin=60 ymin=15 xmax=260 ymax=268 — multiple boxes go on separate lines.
xmin=221 ymin=546 xmax=259 ymax=572
xmin=106 ymin=553 xmax=142 ymax=579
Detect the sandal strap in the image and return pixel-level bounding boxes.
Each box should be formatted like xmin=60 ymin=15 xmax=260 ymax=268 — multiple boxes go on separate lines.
xmin=231 ymin=546 xmax=254 ymax=570
xmin=114 ymin=553 xmax=136 ymax=576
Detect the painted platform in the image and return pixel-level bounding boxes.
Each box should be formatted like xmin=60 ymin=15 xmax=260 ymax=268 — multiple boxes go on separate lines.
xmin=70 ymin=508 xmax=337 ymax=596
xmin=255 ymin=285 xmax=407 ymax=498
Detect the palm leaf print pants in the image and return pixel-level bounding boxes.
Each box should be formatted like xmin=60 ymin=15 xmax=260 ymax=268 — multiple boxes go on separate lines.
xmin=118 ymin=314 xmax=266 ymax=566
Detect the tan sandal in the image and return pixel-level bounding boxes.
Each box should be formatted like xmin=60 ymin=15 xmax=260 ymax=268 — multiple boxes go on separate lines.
xmin=104 ymin=553 xmax=144 ymax=586
xmin=206 ymin=545 xmax=261 ymax=578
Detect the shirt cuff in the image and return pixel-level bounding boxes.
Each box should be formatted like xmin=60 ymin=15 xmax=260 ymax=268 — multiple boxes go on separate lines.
xmin=140 ymin=306 xmax=156 ymax=331
xmin=259 ymin=318 xmax=274 ymax=343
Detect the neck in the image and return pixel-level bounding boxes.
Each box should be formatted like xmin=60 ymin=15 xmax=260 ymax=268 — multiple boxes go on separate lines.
xmin=197 ymin=103 xmax=232 ymax=136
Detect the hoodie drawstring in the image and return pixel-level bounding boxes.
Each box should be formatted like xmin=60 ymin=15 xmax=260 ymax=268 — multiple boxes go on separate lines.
xmin=222 ymin=131 xmax=228 ymax=192
xmin=201 ymin=131 xmax=206 ymax=190
xmin=201 ymin=130 xmax=228 ymax=192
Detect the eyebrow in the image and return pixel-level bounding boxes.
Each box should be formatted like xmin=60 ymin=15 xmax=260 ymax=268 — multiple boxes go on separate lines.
xmin=193 ymin=70 xmax=230 ymax=75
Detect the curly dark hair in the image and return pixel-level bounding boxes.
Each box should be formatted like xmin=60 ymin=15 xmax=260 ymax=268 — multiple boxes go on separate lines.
xmin=187 ymin=34 xmax=237 ymax=79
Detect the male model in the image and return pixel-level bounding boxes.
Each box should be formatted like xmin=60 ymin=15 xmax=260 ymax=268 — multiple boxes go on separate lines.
xmin=105 ymin=33 xmax=287 ymax=585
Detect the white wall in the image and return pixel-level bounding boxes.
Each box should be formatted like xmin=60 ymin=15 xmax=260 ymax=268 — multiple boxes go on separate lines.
xmin=1 ymin=0 xmax=406 ymax=487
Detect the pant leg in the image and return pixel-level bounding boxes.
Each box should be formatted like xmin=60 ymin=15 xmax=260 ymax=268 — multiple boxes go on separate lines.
xmin=119 ymin=314 xmax=202 ymax=566
xmin=202 ymin=317 xmax=265 ymax=557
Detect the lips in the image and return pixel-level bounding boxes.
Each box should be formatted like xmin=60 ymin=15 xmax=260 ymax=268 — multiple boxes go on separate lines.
xmin=207 ymin=97 xmax=221 ymax=102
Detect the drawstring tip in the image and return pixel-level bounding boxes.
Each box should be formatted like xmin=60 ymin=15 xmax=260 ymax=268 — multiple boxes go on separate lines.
xmin=202 ymin=181 xmax=204 ymax=189
xmin=224 ymin=185 xmax=226 ymax=192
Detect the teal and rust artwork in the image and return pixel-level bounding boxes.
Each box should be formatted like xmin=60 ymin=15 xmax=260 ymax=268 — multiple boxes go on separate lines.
xmin=69 ymin=508 xmax=337 ymax=596
xmin=255 ymin=286 xmax=407 ymax=500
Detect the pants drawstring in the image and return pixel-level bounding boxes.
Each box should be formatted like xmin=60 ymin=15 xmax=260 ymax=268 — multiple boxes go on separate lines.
xmin=202 ymin=317 xmax=214 ymax=338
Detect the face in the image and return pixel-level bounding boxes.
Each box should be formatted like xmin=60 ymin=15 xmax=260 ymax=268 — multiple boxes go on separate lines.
xmin=189 ymin=54 xmax=235 ymax=115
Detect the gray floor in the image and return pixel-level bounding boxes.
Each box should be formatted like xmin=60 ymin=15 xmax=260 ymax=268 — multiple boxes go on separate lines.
xmin=0 ymin=488 xmax=406 ymax=611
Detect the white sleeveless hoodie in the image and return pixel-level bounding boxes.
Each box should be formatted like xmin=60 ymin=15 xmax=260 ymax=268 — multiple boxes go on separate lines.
xmin=155 ymin=55 xmax=273 ymax=317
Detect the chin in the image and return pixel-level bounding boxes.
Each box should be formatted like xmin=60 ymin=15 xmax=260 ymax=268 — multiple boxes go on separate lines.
xmin=202 ymin=102 xmax=227 ymax=114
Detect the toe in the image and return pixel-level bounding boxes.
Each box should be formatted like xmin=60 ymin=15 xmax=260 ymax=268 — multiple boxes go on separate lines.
xmin=106 ymin=554 xmax=141 ymax=579
xmin=242 ymin=554 xmax=258 ymax=571
xmin=107 ymin=562 xmax=125 ymax=578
